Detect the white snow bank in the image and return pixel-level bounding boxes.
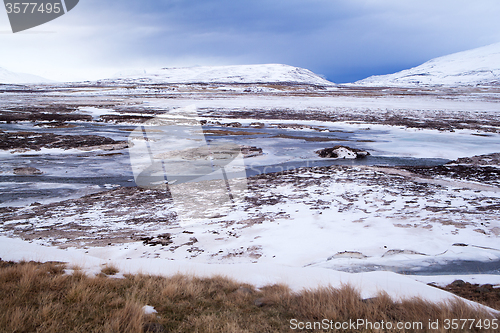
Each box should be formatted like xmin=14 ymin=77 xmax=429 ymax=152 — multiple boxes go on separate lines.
xmin=0 ymin=236 xmax=497 ymax=313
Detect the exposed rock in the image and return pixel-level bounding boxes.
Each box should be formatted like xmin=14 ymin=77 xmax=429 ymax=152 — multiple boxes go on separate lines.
xmin=382 ymin=249 xmax=427 ymax=257
xmin=447 ymin=152 xmax=500 ymax=166
xmin=101 ymin=114 xmax=154 ymax=123
xmin=141 ymin=233 xmax=173 ymax=246
xmin=316 ymin=145 xmax=370 ymax=159
xmin=240 ymin=146 xmax=263 ymax=158
xmin=249 ymin=122 xmax=265 ymax=128
xmin=212 ymin=121 xmax=242 ymax=127
xmin=450 ymin=279 xmax=466 ymax=287
xmin=13 ymin=166 xmax=43 ymax=175
xmin=475 ymin=286 xmax=492 ymax=294
xmin=328 ymin=251 xmax=368 ymax=259
xmin=78 ymin=142 xmax=129 ymax=151
xmin=474 ymin=228 xmax=487 ymax=235
xmin=270 ymin=123 xmax=328 ymax=132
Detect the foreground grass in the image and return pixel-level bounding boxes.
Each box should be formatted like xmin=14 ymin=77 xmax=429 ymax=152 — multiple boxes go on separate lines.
xmin=0 ymin=260 xmax=498 ymax=332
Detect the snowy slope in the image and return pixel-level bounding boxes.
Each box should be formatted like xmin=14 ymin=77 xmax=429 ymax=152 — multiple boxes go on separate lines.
xmin=110 ymin=64 xmax=334 ymax=85
xmin=0 ymin=67 xmax=53 ymax=84
xmin=1 ymin=236 xmax=499 ymax=312
xmin=356 ymin=43 xmax=500 ymax=87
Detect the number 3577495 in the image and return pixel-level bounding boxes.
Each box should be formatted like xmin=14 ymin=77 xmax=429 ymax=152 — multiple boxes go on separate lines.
xmin=5 ymin=2 xmax=61 ymax=14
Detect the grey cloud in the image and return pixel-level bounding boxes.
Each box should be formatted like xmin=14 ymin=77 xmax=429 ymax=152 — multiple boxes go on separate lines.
xmin=2 ymin=0 xmax=500 ymax=82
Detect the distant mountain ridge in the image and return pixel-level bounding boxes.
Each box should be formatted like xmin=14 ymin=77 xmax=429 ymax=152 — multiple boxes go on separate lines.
xmin=109 ymin=64 xmax=334 ymax=86
xmin=356 ymin=42 xmax=500 ymax=87
xmin=0 ymin=67 xmax=53 ymax=84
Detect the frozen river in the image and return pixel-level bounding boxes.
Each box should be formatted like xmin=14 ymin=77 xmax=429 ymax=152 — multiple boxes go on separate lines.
xmin=0 ymin=116 xmax=500 ymax=207
xmin=4 ymin=118 xmax=498 ymax=207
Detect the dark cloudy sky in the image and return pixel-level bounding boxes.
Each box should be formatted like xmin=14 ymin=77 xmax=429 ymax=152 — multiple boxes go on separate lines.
xmin=1 ymin=0 xmax=500 ymax=82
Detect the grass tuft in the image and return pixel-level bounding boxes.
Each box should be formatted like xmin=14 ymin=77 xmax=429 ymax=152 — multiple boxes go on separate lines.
xmin=101 ymin=264 xmax=120 ymax=276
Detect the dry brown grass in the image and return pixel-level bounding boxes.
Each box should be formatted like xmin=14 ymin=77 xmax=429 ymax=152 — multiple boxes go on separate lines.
xmin=0 ymin=260 xmax=498 ymax=332
xmin=100 ymin=264 xmax=120 ymax=276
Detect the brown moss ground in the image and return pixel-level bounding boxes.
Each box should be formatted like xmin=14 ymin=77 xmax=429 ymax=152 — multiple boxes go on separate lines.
xmin=430 ymin=280 xmax=500 ymax=312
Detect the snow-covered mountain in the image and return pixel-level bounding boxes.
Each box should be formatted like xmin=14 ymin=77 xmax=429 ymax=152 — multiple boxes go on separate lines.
xmin=356 ymin=43 xmax=500 ymax=87
xmin=0 ymin=67 xmax=53 ymax=84
xmin=110 ymin=64 xmax=334 ymax=86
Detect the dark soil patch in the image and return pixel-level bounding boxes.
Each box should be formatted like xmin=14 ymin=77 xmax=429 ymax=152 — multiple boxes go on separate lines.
xmin=100 ymin=114 xmax=155 ymax=123
xmin=0 ymin=106 xmax=91 ymax=123
xmin=208 ymin=108 xmax=500 ymax=133
xmin=0 ymin=131 xmax=126 ymax=151
xmin=33 ymin=122 xmax=77 ymax=128
xmin=402 ymin=165 xmax=500 ymax=187
xmin=0 ymin=186 xmax=175 ymax=247
xmin=452 ymin=153 xmax=500 ymax=166
xmin=431 ymin=280 xmax=500 ymax=310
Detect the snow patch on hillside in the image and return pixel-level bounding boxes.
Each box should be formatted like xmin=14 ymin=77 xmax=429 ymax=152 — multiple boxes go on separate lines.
xmin=356 ymin=43 xmax=500 ymax=87
xmin=110 ymin=64 xmax=334 ymax=85
xmin=0 ymin=67 xmax=53 ymax=84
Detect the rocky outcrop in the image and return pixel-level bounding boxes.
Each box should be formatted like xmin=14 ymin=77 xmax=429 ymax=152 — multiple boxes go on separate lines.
xmin=13 ymin=167 xmax=43 ymax=175
xmin=316 ymin=145 xmax=369 ymax=159
xmin=240 ymin=146 xmax=263 ymax=158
